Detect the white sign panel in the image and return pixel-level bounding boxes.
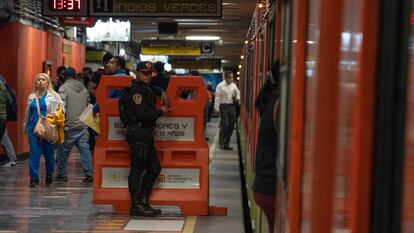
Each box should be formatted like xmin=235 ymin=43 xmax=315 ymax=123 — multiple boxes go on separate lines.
xmin=154 ymin=117 xmax=195 ymax=141
xmin=101 ymin=167 xmax=128 ymax=188
xmin=108 ymin=117 xmax=127 ymax=140
xmin=107 ymin=116 xmax=195 ymax=141
xmin=101 ymin=167 xmax=200 ymax=189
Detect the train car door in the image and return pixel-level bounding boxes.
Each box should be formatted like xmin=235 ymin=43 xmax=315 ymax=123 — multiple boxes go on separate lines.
xmin=274 ymin=0 xmax=294 ymax=231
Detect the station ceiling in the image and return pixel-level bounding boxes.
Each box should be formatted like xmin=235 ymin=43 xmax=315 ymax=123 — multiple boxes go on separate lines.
xmin=130 ymin=0 xmax=257 ymax=69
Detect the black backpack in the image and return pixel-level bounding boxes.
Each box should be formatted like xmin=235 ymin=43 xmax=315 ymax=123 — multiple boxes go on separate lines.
xmin=118 ymin=86 xmax=131 ymax=126
xmin=6 ymin=85 xmax=17 ymax=122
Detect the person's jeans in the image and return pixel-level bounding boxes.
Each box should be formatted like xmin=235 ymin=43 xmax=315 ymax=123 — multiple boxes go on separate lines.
xmin=1 ymin=129 xmax=17 ymax=161
xmin=56 ymin=128 xmax=93 ymax=177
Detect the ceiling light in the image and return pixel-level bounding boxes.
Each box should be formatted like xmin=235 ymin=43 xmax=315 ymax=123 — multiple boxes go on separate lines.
xmin=185 ymin=36 xmax=221 ymax=41
xmin=240 ymin=55 xmax=245 ymax=59
xmin=238 ymin=64 xmax=242 ymax=69
xmin=244 ymin=40 xmax=249 ymax=44
xmin=258 ymin=3 xmax=264 ymax=8
xmin=237 ymin=71 xmax=240 ymax=75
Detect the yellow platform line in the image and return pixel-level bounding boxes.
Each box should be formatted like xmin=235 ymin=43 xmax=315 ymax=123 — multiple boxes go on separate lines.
xmin=182 ymin=216 xmax=197 ymax=233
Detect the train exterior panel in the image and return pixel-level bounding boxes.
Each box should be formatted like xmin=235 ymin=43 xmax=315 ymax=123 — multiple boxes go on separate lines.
xmin=239 ymin=0 xmax=412 ymax=232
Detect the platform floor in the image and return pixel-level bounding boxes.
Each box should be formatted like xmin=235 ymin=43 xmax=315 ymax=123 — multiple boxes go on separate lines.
xmin=0 ymin=118 xmax=245 ymax=233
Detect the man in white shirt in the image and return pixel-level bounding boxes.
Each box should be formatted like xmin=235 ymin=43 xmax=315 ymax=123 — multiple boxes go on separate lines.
xmin=214 ymin=71 xmax=240 ymax=150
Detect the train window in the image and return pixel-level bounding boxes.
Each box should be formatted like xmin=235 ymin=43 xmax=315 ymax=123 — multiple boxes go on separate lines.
xmin=267 ymin=15 xmax=276 ymax=66
xmin=259 ymin=31 xmax=266 ymax=88
xmin=301 ymin=0 xmax=321 ymax=231
xmin=246 ymin=44 xmax=255 ymax=118
xmin=277 ymin=0 xmax=293 ymax=188
xmin=401 ymin=2 xmax=414 ymax=231
xmin=330 ymin=0 xmax=363 ymax=230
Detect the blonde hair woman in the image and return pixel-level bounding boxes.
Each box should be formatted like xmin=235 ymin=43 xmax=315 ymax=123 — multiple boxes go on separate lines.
xmin=24 ymin=73 xmax=64 ymax=187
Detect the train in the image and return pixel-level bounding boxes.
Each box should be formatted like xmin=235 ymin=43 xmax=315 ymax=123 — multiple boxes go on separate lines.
xmin=238 ymin=0 xmax=413 ymax=232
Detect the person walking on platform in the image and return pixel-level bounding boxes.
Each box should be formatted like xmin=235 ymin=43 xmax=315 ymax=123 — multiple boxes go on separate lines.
xmin=122 ymin=61 xmax=170 ymax=216
xmin=252 ymin=61 xmax=280 ymax=233
xmin=55 ymin=67 xmax=93 ymax=183
xmin=0 ymin=74 xmax=18 ymax=167
xmin=214 ymin=71 xmax=240 ymax=150
xmin=53 ymin=66 xmax=66 ymax=92
xmin=24 ymin=73 xmax=63 ymax=187
xmin=150 ymin=61 xmax=170 ymax=91
xmin=1 ymin=130 xmax=18 ymax=167
xmin=108 ymin=55 xmax=129 ymax=77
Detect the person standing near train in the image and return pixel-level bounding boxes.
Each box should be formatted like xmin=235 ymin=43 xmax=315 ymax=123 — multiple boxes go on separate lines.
xmin=214 ymin=71 xmax=240 ymax=150
xmin=252 ymin=61 xmax=280 ymax=233
xmin=122 ymin=61 xmax=171 ymax=216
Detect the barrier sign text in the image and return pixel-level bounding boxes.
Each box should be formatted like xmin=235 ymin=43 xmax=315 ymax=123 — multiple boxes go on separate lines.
xmin=101 ymin=167 xmax=200 ymax=189
xmin=108 ymin=116 xmax=195 ymax=141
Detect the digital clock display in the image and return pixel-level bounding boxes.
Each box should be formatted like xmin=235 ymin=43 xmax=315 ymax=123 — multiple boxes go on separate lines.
xmin=43 ymin=0 xmax=87 ymax=16
xmin=50 ymin=0 xmax=81 ymax=12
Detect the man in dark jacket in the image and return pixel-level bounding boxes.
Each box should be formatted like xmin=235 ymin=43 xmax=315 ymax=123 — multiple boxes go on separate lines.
xmin=150 ymin=61 xmax=170 ymax=91
xmin=125 ymin=61 xmax=170 ymax=216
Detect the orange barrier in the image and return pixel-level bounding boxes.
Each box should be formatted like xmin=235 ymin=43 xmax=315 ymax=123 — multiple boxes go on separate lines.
xmin=93 ymin=76 xmax=210 ymax=216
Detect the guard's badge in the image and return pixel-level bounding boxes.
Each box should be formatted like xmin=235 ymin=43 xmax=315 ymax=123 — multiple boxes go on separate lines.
xmin=133 ymin=94 xmax=142 ymax=104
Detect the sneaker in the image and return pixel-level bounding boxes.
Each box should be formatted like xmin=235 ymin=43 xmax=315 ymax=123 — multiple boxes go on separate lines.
xmin=83 ymin=175 xmax=93 ymax=182
xmin=55 ymin=174 xmax=68 ymax=182
xmin=2 ymin=160 xmax=19 ymax=167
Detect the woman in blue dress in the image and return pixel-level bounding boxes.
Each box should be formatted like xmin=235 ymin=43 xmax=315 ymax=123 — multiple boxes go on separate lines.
xmin=23 ymin=73 xmax=63 ymax=187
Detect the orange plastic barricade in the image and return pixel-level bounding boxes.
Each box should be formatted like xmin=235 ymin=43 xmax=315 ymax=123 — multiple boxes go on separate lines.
xmin=93 ymin=76 xmax=210 ymax=216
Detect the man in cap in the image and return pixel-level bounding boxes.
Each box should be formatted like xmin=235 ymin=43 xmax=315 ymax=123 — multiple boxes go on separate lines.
xmin=56 ymin=67 xmax=94 ymax=183
xmin=123 ymin=61 xmax=171 ymax=216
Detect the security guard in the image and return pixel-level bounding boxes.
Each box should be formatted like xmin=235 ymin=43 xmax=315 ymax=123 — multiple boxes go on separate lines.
xmin=125 ymin=61 xmax=170 ymax=216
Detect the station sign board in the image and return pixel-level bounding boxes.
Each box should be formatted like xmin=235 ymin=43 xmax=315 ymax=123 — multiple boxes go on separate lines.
xmin=141 ymin=41 xmax=214 ymax=56
xmin=89 ymin=0 xmax=222 ymax=17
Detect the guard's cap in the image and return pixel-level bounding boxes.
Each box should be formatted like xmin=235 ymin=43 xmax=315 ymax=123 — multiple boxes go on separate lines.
xmin=136 ymin=61 xmax=155 ymax=73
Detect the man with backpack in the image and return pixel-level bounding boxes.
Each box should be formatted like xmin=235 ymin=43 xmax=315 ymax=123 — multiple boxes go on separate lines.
xmin=119 ymin=61 xmax=170 ymax=216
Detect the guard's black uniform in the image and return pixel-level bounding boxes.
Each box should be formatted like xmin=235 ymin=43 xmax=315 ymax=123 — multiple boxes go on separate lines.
xmin=124 ymin=79 xmax=163 ymax=216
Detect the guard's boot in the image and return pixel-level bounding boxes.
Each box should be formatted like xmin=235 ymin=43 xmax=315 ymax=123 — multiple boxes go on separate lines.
xmin=138 ymin=190 xmax=161 ymax=216
xmin=129 ymin=191 xmax=161 ymax=217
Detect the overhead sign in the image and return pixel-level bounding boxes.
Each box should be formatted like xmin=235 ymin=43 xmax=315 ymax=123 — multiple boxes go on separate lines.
xmin=89 ymin=0 xmax=222 ymax=17
xmin=59 ymin=17 xmax=96 ymax=27
xmin=141 ymin=41 xmax=214 ymax=56
xmin=42 ymin=0 xmax=88 ymax=16
xmin=170 ymin=59 xmax=222 ymax=69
